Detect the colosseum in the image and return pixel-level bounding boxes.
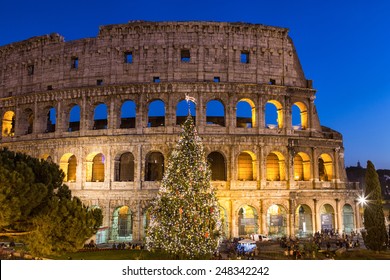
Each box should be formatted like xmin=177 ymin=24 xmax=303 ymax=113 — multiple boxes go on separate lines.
xmin=0 ymin=21 xmax=361 ymax=243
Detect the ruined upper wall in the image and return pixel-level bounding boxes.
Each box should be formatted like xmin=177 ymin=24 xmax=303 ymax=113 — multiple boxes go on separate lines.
xmin=0 ymin=21 xmax=309 ymax=98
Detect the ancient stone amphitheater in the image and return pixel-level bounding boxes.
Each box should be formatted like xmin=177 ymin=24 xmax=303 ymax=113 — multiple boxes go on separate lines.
xmin=0 ymin=21 xmax=361 ymax=243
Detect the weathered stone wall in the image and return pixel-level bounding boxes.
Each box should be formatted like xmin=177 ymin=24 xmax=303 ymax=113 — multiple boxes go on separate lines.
xmin=0 ymin=21 xmax=308 ymax=98
xmin=0 ymin=21 xmax=361 ymax=242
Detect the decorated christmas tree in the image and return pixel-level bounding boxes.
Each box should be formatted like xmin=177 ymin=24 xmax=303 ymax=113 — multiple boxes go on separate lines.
xmin=146 ymin=111 xmax=222 ymax=259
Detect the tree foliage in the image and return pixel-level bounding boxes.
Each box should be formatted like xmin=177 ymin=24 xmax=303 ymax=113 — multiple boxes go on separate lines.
xmin=146 ymin=116 xmax=222 ymax=259
xmin=363 ymin=160 xmax=388 ymax=251
xmin=0 ymin=148 xmax=102 ymax=256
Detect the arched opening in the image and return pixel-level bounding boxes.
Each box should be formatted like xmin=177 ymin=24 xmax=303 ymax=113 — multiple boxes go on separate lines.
xmin=219 ymin=206 xmax=229 ymax=238
xmin=343 ymin=204 xmax=354 ymax=234
xmin=115 ymin=152 xmax=135 ymax=181
xmin=238 ymin=205 xmax=258 ymax=236
xmin=318 ymin=153 xmax=333 ymax=181
xmin=265 ymin=100 xmax=283 ymax=129
xmin=237 ymin=151 xmax=254 ymax=181
xmin=111 ymin=206 xmax=133 ymax=241
xmin=68 ymin=105 xmax=80 ymax=132
xmin=148 ymin=100 xmax=165 ymax=127
xmin=320 ymin=204 xmax=335 ymax=232
xmin=292 ymin=102 xmax=308 ymax=130
xmin=145 ymin=152 xmax=164 ymax=181
xmin=266 ymin=152 xmax=286 ymax=181
xmin=206 ymin=100 xmax=225 ymax=127
xmin=143 ymin=208 xmax=151 ymax=239
xmin=2 ymin=111 xmax=15 ymax=137
xmin=267 ymin=204 xmax=287 ymax=237
xmin=93 ymin=103 xmax=108 ymax=130
xmin=21 ymin=108 xmax=34 ymax=135
xmin=59 ymin=153 xmax=77 ymax=182
xmin=120 ymin=100 xmax=136 ymax=129
xmin=92 ymin=153 xmax=105 ymax=182
xmin=176 ymin=99 xmax=196 ymax=125
xmin=294 ymin=152 xmax=311 ymax=181
xmin=45 ymin=107 xmax=56 ymax=133
xmin=91 ymin=206 xmax=107 ymax=244
xmin=295 ymin=204 xmax=313 ymax=237
xmin=236 ymin=99 xmax=256 ymax=128
xmin=207 ymin=151 xmax=226 ymax=181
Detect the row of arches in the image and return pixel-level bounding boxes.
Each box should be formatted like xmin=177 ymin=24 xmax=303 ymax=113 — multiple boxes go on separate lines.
xmin=59 ymin=150 xmax=334 ymax=183
xmin=96 ymin=203 xmax=355 ymax=243
xmin=234 ymin=203 xmax=355 ymax=237
xmin=2 ymin=98 xmax=309 ymax=137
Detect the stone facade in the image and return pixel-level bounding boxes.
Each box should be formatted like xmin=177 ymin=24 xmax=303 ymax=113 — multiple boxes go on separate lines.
xmin=0 ymin=21 xmax=361 ymax=243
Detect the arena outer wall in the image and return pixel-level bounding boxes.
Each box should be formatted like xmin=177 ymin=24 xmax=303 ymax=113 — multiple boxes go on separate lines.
xmin=0 ymin=21 xmax=361 ymax=243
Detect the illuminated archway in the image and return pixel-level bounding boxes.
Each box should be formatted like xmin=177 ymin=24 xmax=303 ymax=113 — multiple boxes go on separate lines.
xmin=238 ymin=151 xmax=255 ymax=181
xmin=207 ymin=151 xmax=226 ymax=181
xmin=294 ymin=152 xmax=311 ymax=181
xmin=318 ymin=153 xmax=333 ymax=181
xmin=86 ymin=153 xmax=105 ymax=182
xmin=342 ymin=204 xmax=354 ymax=234
xmin=292 ymin=102 xmax=308 ymax=130
xmin=2 ymin=111 xmax=15 ymax=137
xmin=111 ymin=206 xmax=133 ymax=241
xmin=267 ymin=204 xmax=287 ymax=237
xmin=236 ymin=98 xmax=256 ymax=128
xmin=266 ymin=152 xmax=286 ymax=181
xmin=206 ymin=100 xmax=225 ymax=127
xmin=143 ymin=208 xmax=151 ymax=238
xmin=238 ymin=205 xmax=258 ymax=236
xmin=59 ymin=153 xmax=77 ymax=182
xmin=320 ymin=204 xmax=335 ymax=231
xmin=295 ymin=204 xmax=313 ymax=237
xmin=265 ymin=100 xmax=283 ymax=129
xmin=219 ymin=206 xmax=229 ymax=238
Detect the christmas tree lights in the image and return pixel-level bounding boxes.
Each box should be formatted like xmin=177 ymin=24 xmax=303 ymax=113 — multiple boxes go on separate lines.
xmin=146 ymin=114 xmax=222 ymax=259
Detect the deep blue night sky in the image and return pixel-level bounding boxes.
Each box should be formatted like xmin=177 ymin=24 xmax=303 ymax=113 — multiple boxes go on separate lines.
xmin=1 ymin=0 xmax=389 ymax=169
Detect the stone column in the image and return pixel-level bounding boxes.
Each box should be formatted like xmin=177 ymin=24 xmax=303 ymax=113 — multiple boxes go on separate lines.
xmin=80 ymin=96 xmax=87 ymax=134
xmin=312 ymin=147 xmax=318 ymax=188
xmin=108 ymin=96 xmax=116 ymax=129
xmin=284 ymin=97 xmax=292 ymax=131
xmin=228 ymin=200 xmax=233 ymax=239
xmin=335 ymin=198 xmax=340 ymax=232
xmin=259 ymin=144 xmax=266 ymax=189
xmin=33 ymin=100 xmax=39 ymax=134
xmin=257 ymin=97 xmax=265 ymax=133
xmin=261 ymin=200 xmax=267 ymax=235
xmin=313 ymin=199 xmax=318 ymax=233
xmin=333 ymin=147 xmax=340 ymax=186
xmin=230 ymin=145 xmax=236 ymax=182
xmin=137 ymin=145 xmax=143 ymax=190
xmin=289 ymin=198 xmax=296 ymax=236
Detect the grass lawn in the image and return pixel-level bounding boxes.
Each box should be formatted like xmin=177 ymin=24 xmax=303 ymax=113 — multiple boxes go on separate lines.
xmin=334 ymin=249 xmax=390 ymax=260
